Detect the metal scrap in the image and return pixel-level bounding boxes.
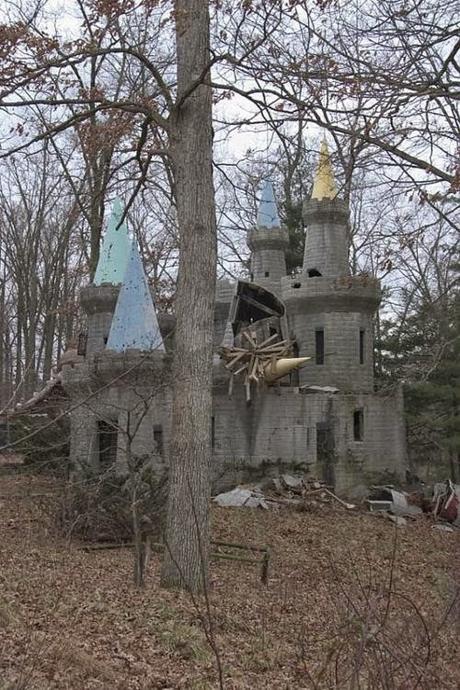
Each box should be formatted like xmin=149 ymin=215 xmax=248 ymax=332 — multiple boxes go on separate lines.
xmin=432 ymin=480 xmax=460 ymax=525
xmin=368 ymin=486 xmax=422 ymax=518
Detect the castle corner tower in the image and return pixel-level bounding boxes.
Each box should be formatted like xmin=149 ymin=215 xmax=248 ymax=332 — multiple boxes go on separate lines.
xmin=282 ymin=140 xmax=381 ymax=392
xmin=80 ymin=199 xmax=130 ymax=354
xmin=247 ymin=180 xmax=288 ymax=295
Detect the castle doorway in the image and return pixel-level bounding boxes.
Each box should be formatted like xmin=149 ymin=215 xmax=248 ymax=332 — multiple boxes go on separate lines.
xmin=316 ymin=422 xmax=335 ymax=487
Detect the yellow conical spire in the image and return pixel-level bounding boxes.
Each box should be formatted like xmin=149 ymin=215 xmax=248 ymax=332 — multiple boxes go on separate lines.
xmin=311 ymin=139 xmax=337 ymax=201
xmin=263 ymin=357 xmax=310 ymax=383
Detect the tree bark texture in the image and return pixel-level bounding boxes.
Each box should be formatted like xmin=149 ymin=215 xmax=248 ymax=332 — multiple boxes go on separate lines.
xmin=160 ymin=0 xmax=217 ymax=592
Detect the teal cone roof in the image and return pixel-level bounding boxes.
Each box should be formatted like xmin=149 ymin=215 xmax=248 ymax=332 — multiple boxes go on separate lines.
xmin=256 ymin=180 xmax=281 ymax=229
xmin=94 ymin=198 xmax=130 ymax=285
xmin=106 ymin=239 xmax=165 ymax=353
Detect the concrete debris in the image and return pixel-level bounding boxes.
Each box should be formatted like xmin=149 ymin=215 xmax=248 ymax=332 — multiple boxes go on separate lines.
xmin=386 ymin=514 xmax=407 ymax=528
xmin=280 ymin=474 xmax=304 ymax=492
xmin=431 ymin=524 xmax=454 ymax=533
xmin=215 ymin=476 xmax=356 ymax=512
xmin=213 ymin=487 xmax=269 ymax=509
xmin=271 ymin=477 xmax=284 ymax=494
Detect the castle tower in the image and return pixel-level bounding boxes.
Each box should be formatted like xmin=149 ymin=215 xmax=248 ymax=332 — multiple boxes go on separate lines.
xmin=302 ymin=140 xmax=349 ymax=278
xmin=80 ymin=199 xmax=129 ymax=354
xmin=247 ymin=180 xmax=288 ymax=295
xmin=281 ymin=141 xmax=381 ymax=392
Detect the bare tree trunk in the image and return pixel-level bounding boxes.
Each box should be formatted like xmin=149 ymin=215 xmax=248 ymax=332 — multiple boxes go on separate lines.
xmin=161 ymin=0 xmax=217 ymax=592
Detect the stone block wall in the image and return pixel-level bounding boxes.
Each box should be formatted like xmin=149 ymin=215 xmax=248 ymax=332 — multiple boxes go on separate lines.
xmin=64 ymin=353 xmax=172 ymax=477
xmin=302 ymin=199 xmax=349 ymax=277
xmin=282 ymin=275 xmax=380 ymax=392
xmin=64 ymin=347 xmax=406 ymax=497
xmin=212 ymin=383 xmax=406 ymax=494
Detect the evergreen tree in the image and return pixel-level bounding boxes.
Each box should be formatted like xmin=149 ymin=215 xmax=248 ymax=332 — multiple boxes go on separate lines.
xmin=377 ymin=266 xmax=459 ymax=480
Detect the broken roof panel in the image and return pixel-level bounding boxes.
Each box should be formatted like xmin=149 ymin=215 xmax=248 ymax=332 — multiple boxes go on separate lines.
xmin=93 ymin=198 xmax=130 ymax=285
xmin=106 ymin=239 xmax=165 ymax=353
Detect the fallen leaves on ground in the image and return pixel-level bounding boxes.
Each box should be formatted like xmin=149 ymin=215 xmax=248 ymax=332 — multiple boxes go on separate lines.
xmin=0 ymin=474 xmax=458 ymax=689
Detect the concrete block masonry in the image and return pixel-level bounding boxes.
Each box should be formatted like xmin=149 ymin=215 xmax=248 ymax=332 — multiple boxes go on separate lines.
xmin=63 ymin=152 xmax=406 ymax=496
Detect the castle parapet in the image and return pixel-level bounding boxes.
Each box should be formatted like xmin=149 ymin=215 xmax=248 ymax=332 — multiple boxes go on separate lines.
xmin=247 ymin=226 xmax=289 ymax=252
xmin=281 ymin=274 xmax=381 ymax=313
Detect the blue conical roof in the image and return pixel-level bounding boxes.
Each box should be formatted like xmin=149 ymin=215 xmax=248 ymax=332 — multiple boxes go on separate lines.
xmin=94 ymin=198 xmax=130 ymax=285
xmin=106 ymin=239 xmax=165 ymax=353
xmin=256 ymin=180 xmax=281 ymax=229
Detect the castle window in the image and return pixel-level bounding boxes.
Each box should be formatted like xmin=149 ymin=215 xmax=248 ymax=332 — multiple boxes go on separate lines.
xmin=211 ymin=416 xmax=215 ymax=449
xmin=315 ymin=329 xmax=324 ymax=365
xmin=77 ymin=331 xmax=87 ymax=356
xmin=353 ymin=409 xmax=364 ymax=441
xmin=308 ymin=268 xmax=322 ymax=277
xmin=359 ymin=329 xmax=365 ymax=364
xmin=153 ymin=425 xmax=163 ymax=456
xmin=264 ymin=271 xmax=270 ymax=277
xmin=291 ymin=340 xmax=300 ymax=385
xmin=98 ymin=420 xmax=118 ymax=468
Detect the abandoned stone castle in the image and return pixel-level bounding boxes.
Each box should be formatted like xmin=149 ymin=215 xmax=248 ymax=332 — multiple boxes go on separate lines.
xmin=62 ymin=143 xmax=406 ymax=495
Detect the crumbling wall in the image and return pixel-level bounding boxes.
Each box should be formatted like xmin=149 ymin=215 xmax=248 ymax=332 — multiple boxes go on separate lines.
xmin=212 ymin=381 xmax=407 ymax=496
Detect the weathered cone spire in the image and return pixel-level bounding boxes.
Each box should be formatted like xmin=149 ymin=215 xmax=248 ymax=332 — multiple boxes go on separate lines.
xmin=106 ymin=239 xmax=164 ymax=353
xmin=311 ymin=140 xmax=337 ymax=201
xmin=94 ymin=198 xmax=130 ymax=285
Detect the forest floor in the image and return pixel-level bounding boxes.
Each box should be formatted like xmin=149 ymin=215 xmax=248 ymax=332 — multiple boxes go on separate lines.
xmin=0 ymin=472 xmax=459 ymax=690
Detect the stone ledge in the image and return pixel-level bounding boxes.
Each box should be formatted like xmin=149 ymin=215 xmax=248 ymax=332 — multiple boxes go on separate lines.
xmin=247 ymin=226 xmax=289 ymax=251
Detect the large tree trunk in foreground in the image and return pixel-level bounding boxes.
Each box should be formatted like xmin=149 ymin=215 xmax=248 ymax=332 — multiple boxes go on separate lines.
xmin=161 ymin=0 xmax=217 ymax=592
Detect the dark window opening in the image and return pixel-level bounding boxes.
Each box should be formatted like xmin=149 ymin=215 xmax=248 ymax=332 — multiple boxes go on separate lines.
xmin=98 ymin=420 xmax=118 ymax=467
xmin=103 ymin=336 xmax=108 ymax=345
xmin=291 ymin=340 xmax=300 ymax=385
xmin=315 ymin=329 xmax=324 ymax=365
xmin=264 ymin=271 xmax=270 ymax=277
xmin=308 ymin=268 xmax=322 ymax=277
xmin=77 ymin=331 xmax=87 ymax=356
xmin=359 ymin=329 xmax=365 ymax=364
xmin=211 ymin=416 xmax=215 ymax=449
xmin=353 ymin=409 xmax=364 ymax=441
xmin=316 ymin=423 xmax=335 ymax=486
xmin=153 ymin=425 xmax=163 ymax=456
xmin=250 ymin=273 xmax=254 ymax=282
xmin=293 ymin=282 xmax=301 ymax=288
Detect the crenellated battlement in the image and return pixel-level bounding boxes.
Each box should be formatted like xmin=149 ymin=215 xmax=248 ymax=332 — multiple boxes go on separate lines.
xmin=80 ymin=284 xmax=120 ymax=315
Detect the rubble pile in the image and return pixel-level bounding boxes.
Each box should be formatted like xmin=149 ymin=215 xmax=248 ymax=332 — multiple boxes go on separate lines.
xmin=213 ymin=476 xmax=460 ymax=532
xmin=368 ymin=480 xmax=460 ymax=530
xmin=214 ymin=474 xmax=356 ymax=512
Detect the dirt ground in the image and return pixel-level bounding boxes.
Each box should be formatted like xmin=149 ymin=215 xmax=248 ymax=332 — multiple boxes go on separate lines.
xmin=0 ymin=473 xmax=459 ymax=689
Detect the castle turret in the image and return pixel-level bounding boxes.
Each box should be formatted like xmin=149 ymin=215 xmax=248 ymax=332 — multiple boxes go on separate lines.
xmin=281 ymin=141 xmax=381 ymax=392
xmin=302 ymin=140 xmax=349 ymax=278
xmin=247 ymin=180 xmax=288 ymax=295
xmin=80 ymin=199 xmax=129 ymax=354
